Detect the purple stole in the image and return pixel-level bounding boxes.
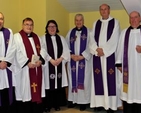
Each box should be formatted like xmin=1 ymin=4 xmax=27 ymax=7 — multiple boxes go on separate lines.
xmin=45 ymin=33 xmax=63 ymax=90
xmin=20 ymin=30 xmax=42 ymax=103
xmin=0 ymin=28 xmax=13 ymax=106
xmin=123 ymin=26 xmax=141 ymax=92
xmin=93 ymin=19 xmax=116 ymax=96
xmin=70 ymin=26 xmax=87 ymax=93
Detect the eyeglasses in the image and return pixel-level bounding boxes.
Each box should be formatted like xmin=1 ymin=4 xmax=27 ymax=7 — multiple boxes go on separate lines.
xmin=24 ymin=24 xmax=33 ymax=27
xmin=48 ymin=26 xmax=56 ymax=28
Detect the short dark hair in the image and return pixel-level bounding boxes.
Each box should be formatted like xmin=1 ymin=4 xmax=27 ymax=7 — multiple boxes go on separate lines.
xmin=22 ymin=17 xmax=34 ymax=24
xmin=45 ymin=20 xmax=59 ymax=33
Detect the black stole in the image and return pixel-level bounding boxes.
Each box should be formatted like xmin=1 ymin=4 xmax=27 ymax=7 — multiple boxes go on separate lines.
xmin=45 ymin=33 xmax=63 ymax=90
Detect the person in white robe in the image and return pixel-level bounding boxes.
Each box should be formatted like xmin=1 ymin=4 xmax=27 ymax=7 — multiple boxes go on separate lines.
xmin=13 ymin=17 xmax=47 ymax=113
xmin=89 ymin=4 xmax=121 ymax=113
xmin=0 ymin=12 xmax=16 ymax=113
xmin=116 ymin=11 xmax=141 ymax=113
xmin=66 ymin=14 xmax=92 ymax=111
xmin=41 ymin=20 xmax=70 ymax=112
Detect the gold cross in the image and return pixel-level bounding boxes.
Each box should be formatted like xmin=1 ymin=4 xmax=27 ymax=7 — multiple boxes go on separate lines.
xmin=95 ymin=68 xmax=100 ymax=74
xmin=108 ymin=68 xmax=114 ymax=75
xmin=31 ymin=82 xmax=37 ymax=93
xmin=36 ymin=44 xmax=40 ymax=54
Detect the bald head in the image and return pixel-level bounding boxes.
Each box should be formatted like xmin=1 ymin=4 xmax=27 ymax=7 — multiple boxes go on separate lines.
xmin=129 ymin=11 xmax=141 ymax=28
xmin=0 ymin=12 xmax=4 ymax=29
xmin=99 ymin=4 xmax=110 ymax=19
xmin=99 ymin=4 xmax=110 ymax=10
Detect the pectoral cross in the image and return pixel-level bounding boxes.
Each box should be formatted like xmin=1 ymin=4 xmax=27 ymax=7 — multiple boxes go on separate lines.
xmin=31 ymin=82 xmax=37 ymax=93
xmin=36 ymin=44 xmax=40 ymax=54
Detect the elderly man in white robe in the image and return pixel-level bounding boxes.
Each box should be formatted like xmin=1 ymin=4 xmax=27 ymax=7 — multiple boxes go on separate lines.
xmin=116 ymin=11 xmax=141 ymax=113
xmin=13 ymin=17 xmax=47 ymax=113
xmin=66 ymin=14 xmax=92 ymax=111
xmin=0 ymin=12 xmax=16 ymax=113
xmin=89 ymin=4 xmax=121 ymax=113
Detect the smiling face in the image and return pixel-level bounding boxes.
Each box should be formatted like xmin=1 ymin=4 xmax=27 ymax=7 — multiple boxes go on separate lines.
xmin=47 ymin=22 xmax=57 ymax=35
xmin=129 ymin=11 xmax=141 ymax=28
xmin=99 ymin=4 xmax=110 ymax=19
xmin=75 ymin=15 xmax=84 ymax=29
xmin=0 ymin=13 xmax=4 ymax=29
xmin=22 ymin=20 xmax=34 ymax=34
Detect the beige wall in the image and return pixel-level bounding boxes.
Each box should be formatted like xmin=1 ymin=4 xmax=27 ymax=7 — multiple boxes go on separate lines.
xmin=0 ymin=0 xmax=130 ymax=36
xmin=0 ymin=0 xmax=20 ymax=33
xmin=0 ymin=0 xmax=69 ymax=36
xmin=46 ymin=0 xmax=69 ymax=37
xmin=69 ymin=10 xmax=130 ymax=31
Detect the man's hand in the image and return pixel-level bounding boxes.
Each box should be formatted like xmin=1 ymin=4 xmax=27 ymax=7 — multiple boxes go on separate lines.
xmin=117 ymin=67 xmax=122 ymax=73
xmin=71 ymin=55 xmax=84 ymax=61
xmin=136 ymin=45 xmax=141 ymax=53
xmin=96 ymin=48 xmax=104 ymax=56
xmin=28 ymin=62 xmax=36 ymax=68
xmin=35 ymin=60 xmax=42 ymax=67
xmin=0 ymin=61 xmax=7 ymax=69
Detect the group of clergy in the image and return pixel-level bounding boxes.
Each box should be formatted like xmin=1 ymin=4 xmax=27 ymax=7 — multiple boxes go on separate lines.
xmin=0 ymin=3 xmax=141 ymax=113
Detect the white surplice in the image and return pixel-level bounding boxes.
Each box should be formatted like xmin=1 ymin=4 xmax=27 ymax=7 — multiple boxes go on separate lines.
xmin=13 ymin=33 xmax=47 ymax=102
xmin=116 ymin=27 xmax=141 ymax=104
xmin=66 ymin=28 xmax=92 ymax=104
xmin=41 ymin=35 xmax=70 ymax=89
xmin=89 ymin=16 xmax=121 ymax=110
xmin=0 ymin=28 xmax=16 ymax=90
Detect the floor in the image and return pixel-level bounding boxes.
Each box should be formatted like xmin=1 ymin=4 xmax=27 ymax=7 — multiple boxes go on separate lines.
xmin=45 ymin=106 xmax=123 ymax=113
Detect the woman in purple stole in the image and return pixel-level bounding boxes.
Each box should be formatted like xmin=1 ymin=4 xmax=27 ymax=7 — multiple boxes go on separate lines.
xmin=41 ymin=20 xmax=70 ymax=112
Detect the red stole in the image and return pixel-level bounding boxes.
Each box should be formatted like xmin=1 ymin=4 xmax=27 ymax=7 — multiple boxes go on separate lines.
xmin=19 ymin=30 xmax=42 ymax=103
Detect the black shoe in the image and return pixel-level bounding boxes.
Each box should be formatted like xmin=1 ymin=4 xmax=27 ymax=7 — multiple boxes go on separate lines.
xmin=80 ymin=104 xmax=86 ymax=111
xmin=106 ymin=109 xmax=114 ymax=113
xmin=44 ymin=108 xmax=51 ymax=112
xmin=68 ymin=103 xmax=76 ymax=108
xmin=94 ymin=107 xmax=104 ymax=111
xmin=55 ymin=107 xmax=60 ymax=111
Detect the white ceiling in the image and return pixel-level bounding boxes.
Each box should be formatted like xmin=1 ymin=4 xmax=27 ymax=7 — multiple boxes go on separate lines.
xmin=57 ymin=0 xmax=124 ymax=13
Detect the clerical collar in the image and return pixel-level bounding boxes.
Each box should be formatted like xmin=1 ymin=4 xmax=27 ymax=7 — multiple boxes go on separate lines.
xmin=26 ymin=33 xmax=32 ymax=37
xmin=75 ymin=27 xmax=82 ymax=31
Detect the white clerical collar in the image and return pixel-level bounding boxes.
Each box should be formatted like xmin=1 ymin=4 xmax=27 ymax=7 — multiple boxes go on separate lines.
xmin=100 ymin=16 xmax=113 ymax=22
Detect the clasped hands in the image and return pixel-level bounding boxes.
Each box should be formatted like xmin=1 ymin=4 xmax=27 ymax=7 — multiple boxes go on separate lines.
xmin=0 ymin=61 xmax=7 ymax=69
xmin=96 ymin=48 xmax=104 ymax=57
xmin=71 ymin=54 xmax=84 ymax=61
xmin=28 ymin=60 xmax=42 ymax=68
xmin=49 ymin=57 xmax=63 ymax=66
